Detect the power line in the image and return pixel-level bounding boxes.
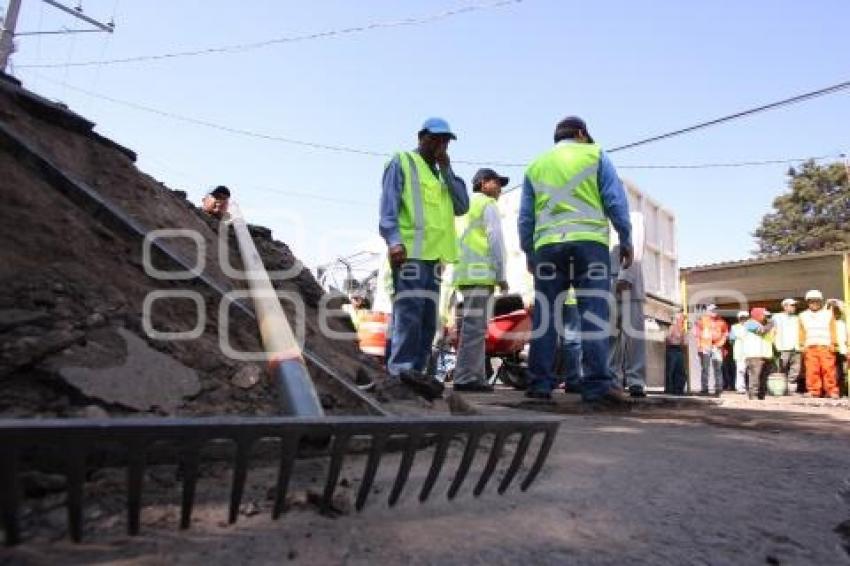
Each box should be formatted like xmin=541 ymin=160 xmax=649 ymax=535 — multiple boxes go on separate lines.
xmin=607 ymin=80 xmax=850 ymax=153
xmin=17 ymin=0 xmax=522 ymax=69
xmin=25 ymin=72 xmax=847 ymax=172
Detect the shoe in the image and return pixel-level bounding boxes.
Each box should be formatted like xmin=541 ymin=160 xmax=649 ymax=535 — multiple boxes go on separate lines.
xmin=399 ymin=371 xmax=444 ymax=401
xmin=628 ymin=385 xmax=647 ymax=398
xmin=453 ymin=382 xmax=495 ymax=393
xmin=563 ymin=384 xmax=583 ymax=395
xmin=524 ymin=389 xmax=553 ymax=401
xmin=713 ymin=391 xmax=722 ymax=398
xmin=583 ymin=387 xmax=632 ymax=406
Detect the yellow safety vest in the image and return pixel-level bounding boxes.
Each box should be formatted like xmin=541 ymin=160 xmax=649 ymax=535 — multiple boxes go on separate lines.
xmin=453 ymin=193 xmax=497 ymax=287
xmin=395 ymin=151 xmax=458 ymax=262
xmin=526 ymin=142 xmax=608 ymax=250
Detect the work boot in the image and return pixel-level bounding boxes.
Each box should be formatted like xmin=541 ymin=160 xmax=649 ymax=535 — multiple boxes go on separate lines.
xmin=399 ymin=371 xmax=444 ymax=401
xmin=628 ymin=385 xmax=647 ymax=398
xmin=583 ymin=386 xmax=633 ymax=407
xmin=453 ymin=382 xmax=495 ymax=393
xmin=524 ymin=388 xmax=553 ymax=401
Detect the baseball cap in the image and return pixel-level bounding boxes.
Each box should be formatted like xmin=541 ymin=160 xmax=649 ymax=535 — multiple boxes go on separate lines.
xmin=781 ymin=298 xmax=796 ymax=307
xmin=419 ymin=117 xmax=456 ymax=140
xmin=554 ymin=116 xmax=594 ymax=144
xmin=706 ymin=304 xmax=717 ymax=312
xmin=737 ymin=311 xmax=749 ymax=319
xmin=210 ymin=185 xmax=231 ymax=198
xmin=472 ymin=168 xmax=509 ymax=191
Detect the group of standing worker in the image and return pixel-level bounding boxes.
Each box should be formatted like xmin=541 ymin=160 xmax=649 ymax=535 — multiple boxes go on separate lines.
xmin=379 ymin=116 xmax=637 ymax=405
xmin=665 ymin=292 xmax=848 ymax=400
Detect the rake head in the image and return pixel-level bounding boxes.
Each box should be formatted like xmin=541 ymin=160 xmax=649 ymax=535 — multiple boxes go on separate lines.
xmin=0 ymin=415 xmax=559 ymax=545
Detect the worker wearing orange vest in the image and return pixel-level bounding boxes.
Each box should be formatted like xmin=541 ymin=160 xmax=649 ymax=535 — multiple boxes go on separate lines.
xmin=693 ymin=304 xmax=729 ymax=396
xmin=799 ymin=289 xmax=839 ymax=399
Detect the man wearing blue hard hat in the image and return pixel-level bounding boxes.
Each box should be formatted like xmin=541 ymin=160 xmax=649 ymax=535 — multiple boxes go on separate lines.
xmin=379 ymin=117 xmax=470 ymax=399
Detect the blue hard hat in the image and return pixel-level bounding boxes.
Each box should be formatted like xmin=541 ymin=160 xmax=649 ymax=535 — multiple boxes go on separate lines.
xmin=419 ymin=117 xmax=457 ymax=140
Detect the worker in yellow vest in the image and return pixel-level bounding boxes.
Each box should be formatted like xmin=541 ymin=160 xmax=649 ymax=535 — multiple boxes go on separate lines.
xmin=452 ymin=168 xmax=510 ymax=392
xmin=742 ymin=308 xmax=775 ymax=400
xmin=799 ymin=289 xmax=839 ymax=399
xmin=378 ymin=118 xmax=469 ymax=400
xmin=518 ymin=116 xmax=633 ymax=403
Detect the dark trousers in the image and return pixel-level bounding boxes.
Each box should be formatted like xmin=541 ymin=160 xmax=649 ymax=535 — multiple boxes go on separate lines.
xmin=527 ymin=241 xmax=613 ymax=401
xmin=387 ymin=260 xmax=440 ymax=376
xmin=665 ymin=345 xmax=686 ymax=394
xmin=746 ymin=357 xmax=773 ymax=399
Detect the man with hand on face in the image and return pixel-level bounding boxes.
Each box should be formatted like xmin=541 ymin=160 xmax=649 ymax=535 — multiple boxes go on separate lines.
xmin=452 ymin=168 xmax=510 ymax=393
xmin=378 ymin=118 xmax=470 ymax=399
xmin=201 ymin=185 xmax=231 ymax=219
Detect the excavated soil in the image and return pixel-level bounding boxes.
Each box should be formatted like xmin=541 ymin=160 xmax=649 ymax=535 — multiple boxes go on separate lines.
xmin=0 ymin=76 xmax=386 ymax=418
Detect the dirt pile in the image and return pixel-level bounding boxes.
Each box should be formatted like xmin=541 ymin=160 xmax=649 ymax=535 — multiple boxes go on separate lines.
xmin=0 ymin=74 xmax=385 ymax=418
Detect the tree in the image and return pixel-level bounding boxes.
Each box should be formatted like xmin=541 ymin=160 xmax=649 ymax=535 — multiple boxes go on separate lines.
xmin=753 ymin=160 xmax=850 ymax=255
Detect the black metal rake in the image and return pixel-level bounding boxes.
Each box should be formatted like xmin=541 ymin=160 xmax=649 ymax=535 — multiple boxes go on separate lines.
xmin=0 ymin=415 xmax=559 ymax=545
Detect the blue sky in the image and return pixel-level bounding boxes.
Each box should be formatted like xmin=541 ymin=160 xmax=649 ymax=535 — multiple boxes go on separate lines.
xmin=6 ymin=0 xmax=850 ymax=270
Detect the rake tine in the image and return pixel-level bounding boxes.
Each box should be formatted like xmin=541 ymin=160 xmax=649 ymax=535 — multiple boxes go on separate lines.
xmin=355 ymin=434 xmax=387 ymax=512
xmin=388 ymin=432 xmax=422 ymax=507
xmin=447 ymin=431 xmax=481 ymax=500
xmin=321 ymin=433 xmax=350 ymax=514
xmin=228 ymin=439 xmax=251 ymax=524
xmin=498 ymin=431 xmax=532 ymax=495
xmin=127 ymin=449 xmax=146 ymax=536
xmin=419 ymin=434 xmax=450 ymax=502
xmin=474 ymin=432 xmax=507 ymax=497
xmin=179 ymin=442 xmax=201 ymax=530
xmin=0 ymin=447 xmax=20 ymax=546
xmin=272 ymin=435 xmax=299 ymax=520
xmin=66 ymin=447 xmax=86 ymax=543
xmin=520 ymin=428 xmax=557 ymax=491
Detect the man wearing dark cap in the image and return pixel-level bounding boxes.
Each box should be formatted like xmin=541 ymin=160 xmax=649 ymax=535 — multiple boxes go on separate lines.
xmin=518 ymin=116 xmax=633 ymax=403
xmin=451 ymin=168 xmax=510 ymax=392
xmin=201 ymin=185 xmax=231 ymax=219
xmin=378 ymin=117 xmax=470 ymax=399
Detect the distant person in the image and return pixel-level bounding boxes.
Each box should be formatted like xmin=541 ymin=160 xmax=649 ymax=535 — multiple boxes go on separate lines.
xmin=519 ymin=116 xmax=633 ymax=403
xmin=827 ymin=299 xmax=848 ymax=397
xmin=343 ymin=290 xmax=369 ymax=330
xmin=742 ymin=308 xmax=775 ymax=400
xmin=609 ymin=211 xmax=647 ymax=398
xmin=728 ymin=311 xmax=750 ymax=394
xmin=201 ymin=185 xmax=231 ymax=218
xmin=773 ymin=298 xmax=802 ymax=395
xmin=378 ymin=117 xmax=469 ymax=399
xmin=452 ymin=168 xmax=510 ymax=393
xmin=799 ymin=290 xmax=839 ymax=399
xmin=694 ymin=304 xmax=728 ymax=396
xmin=664 ymin=310 xmax=687 ymax=394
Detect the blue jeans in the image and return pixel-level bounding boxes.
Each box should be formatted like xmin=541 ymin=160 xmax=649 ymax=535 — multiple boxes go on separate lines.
xmin=528 ymin=242 xmax=614 ymax=400
xmin=388 ymin=259 xmax=440 ymax=376
xmin=561 ymin=302 xmax=582 ymax=388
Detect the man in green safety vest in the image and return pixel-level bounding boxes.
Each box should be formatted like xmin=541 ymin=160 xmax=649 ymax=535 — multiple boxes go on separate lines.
xmin=518 ymin=116 xmax=633 ymax=403
xmin=379 ymin=117 xmax=470 ymax=399
xmin=452 ymin=168 xmax=510 ymax=392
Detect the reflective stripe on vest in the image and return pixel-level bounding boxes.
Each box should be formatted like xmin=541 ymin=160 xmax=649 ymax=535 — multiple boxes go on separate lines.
xmin=396 ymin=151 xmax=458 ymax=262
xmin=800 ymin=309 xmax=834 ymax=346
xmin=527 ymin=143 xmax=608 ymax=250
xmin=453 ymin=193 xmax=497 ymax=286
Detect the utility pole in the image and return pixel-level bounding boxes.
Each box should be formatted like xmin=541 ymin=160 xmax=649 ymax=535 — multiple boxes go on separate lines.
xmin=0 ymin=0 xmax=23 ymax=73
xmin=0 ymin=0 xmax=114 ymax=73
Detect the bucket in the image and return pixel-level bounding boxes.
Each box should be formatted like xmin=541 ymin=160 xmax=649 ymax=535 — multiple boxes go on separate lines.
xmin=358 ymin=311 xmax=389 ymax=357
xmin=767 ymin=373 xmax=787 ymax=396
